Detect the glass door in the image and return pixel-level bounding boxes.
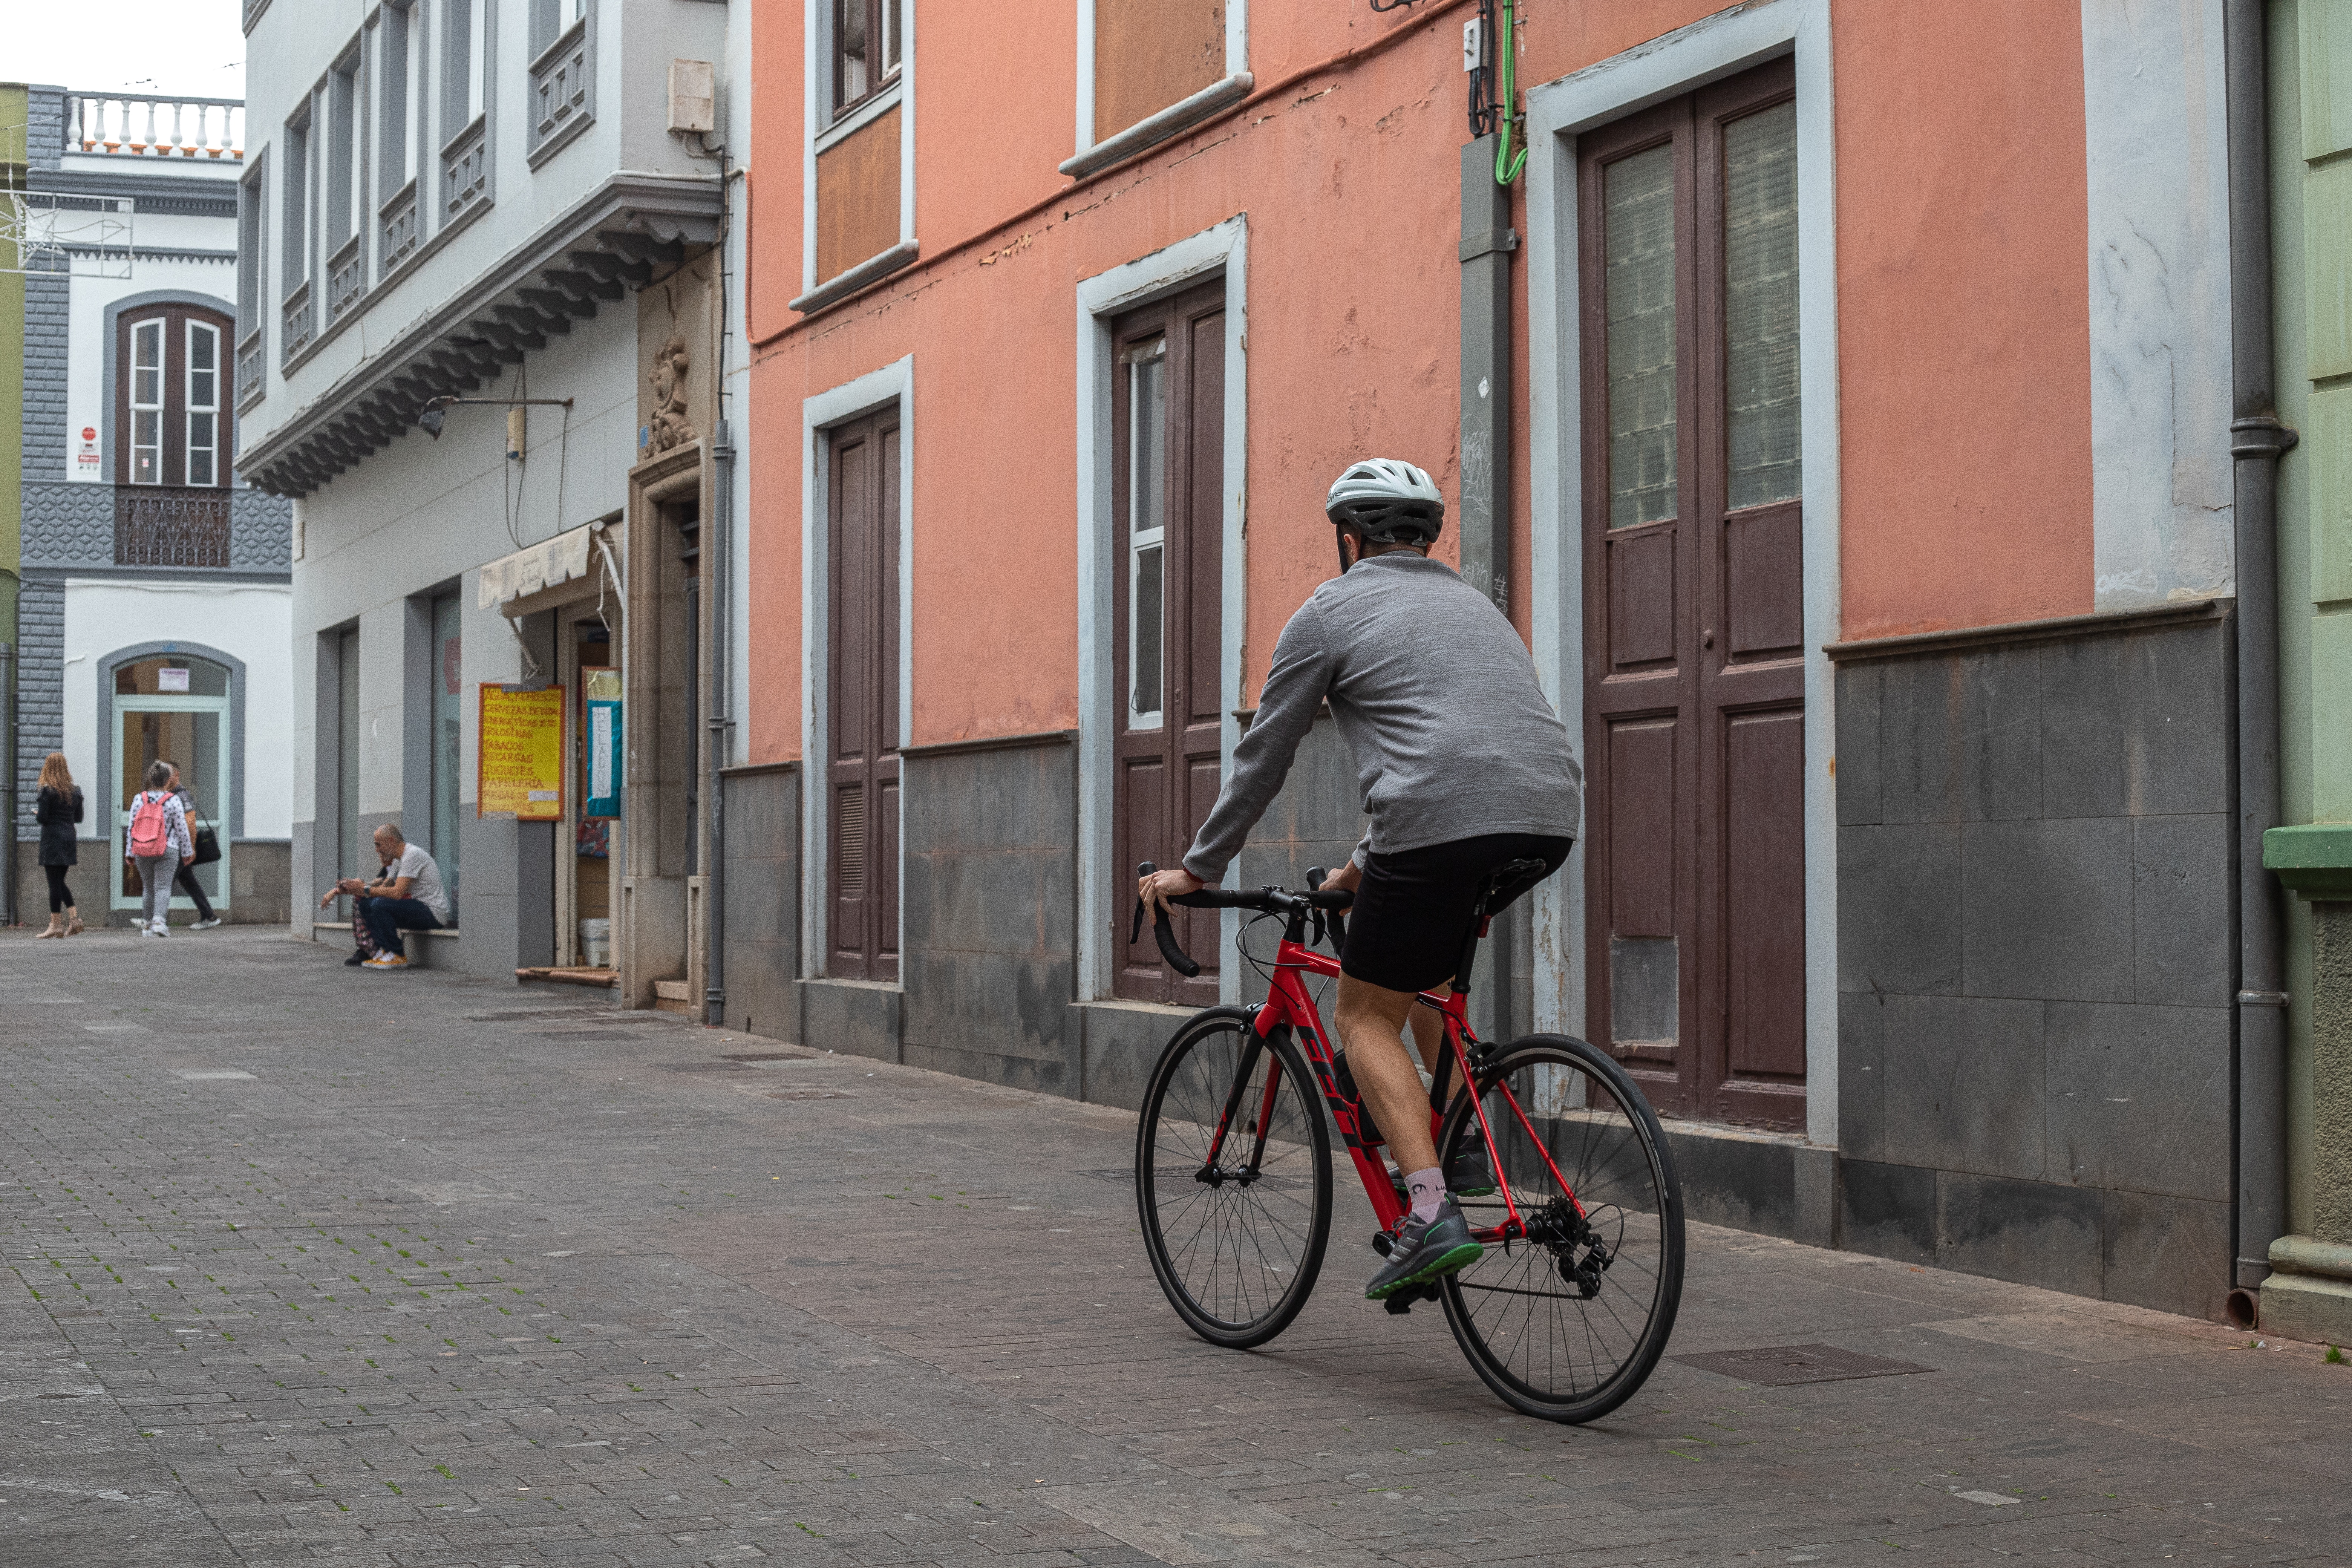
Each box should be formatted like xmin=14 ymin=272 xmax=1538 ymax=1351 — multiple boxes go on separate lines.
xmin=110 ymin=656 xmax=232 ymax=914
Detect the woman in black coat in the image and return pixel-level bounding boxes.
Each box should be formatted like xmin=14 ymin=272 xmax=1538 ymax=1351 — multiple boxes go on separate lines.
xmin=34 ymin=750 xmax=84 ymax=938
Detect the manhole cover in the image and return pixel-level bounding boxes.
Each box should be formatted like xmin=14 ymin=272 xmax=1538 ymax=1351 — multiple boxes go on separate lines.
xmin=1672 ymin=1343 xmax=1933 ymax=1386
xmin=767 ymin=1089 xmax=848 ymax=1101
xmin=464 ymin=1008 xmax=616 ymax=1022
xmin=658 ymin=1061 xmax=755 ymax=1073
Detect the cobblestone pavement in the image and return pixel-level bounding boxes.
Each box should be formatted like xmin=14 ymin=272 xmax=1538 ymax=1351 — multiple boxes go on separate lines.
xmin=0 ymin=928 xmax=2346 ymax=1568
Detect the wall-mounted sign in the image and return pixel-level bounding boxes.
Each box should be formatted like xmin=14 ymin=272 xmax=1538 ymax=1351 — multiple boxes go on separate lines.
xmin=585 ymin=698 xmax=622 ymax=819
xmin=156 ymin=667 xmax=190 ymax=693
xmin=478 ymin=683 xmax=565 ymax=820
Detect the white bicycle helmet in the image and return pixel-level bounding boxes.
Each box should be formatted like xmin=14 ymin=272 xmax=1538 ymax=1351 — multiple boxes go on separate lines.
xmin=1325 ymin=458 xmax=1445 ymax=549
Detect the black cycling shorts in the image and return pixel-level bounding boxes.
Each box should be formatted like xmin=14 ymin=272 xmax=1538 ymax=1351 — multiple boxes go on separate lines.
xmin=1340 ymin=832 xmax=1574 ymax=995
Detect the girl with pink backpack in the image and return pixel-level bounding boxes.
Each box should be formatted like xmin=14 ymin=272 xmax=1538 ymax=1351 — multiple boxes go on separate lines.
xmin=126 ymin=760 xmax=194 ymax=937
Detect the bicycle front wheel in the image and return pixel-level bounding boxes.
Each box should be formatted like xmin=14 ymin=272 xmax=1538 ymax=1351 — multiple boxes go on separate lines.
xmin=1136 ymin=1007 xmax=1332 ymax=1350
xmin=1436 ymin=1034 xmax=1684 ymax=1423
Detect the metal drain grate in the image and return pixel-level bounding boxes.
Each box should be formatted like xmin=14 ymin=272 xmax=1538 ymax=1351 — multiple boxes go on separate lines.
xmin=1672 ymin=1343 xmax=1933 ymax=1386
xmin=768 ymin=1089 xmax=848 ymax=1101
xmin=721 ymin=1053 xmax=806 ymax=1063
xmin=658 ymin=1061 xmax=756 ymax=1073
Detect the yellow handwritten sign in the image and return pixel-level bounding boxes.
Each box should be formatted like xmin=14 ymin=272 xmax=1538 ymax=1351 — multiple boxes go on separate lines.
xmin=478 ymin=684 xmax=565 ymax=820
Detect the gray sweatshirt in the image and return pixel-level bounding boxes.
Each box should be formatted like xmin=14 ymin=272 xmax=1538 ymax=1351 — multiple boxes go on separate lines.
xmin=1182 ymin=552 xmax=1583 ymax=884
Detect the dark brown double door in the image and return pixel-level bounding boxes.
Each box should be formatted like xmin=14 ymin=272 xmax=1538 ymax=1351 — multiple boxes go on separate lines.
xmin=1579 ymin=61 xmax=1806 ymax=1128
xmin=828 ymin=409 xmax=900 ymax=980
xmin=1112 ymin=281 xmax=1225 ymax=1005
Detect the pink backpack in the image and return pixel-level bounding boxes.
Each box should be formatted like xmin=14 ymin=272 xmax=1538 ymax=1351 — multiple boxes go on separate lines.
xmin=129 ymin=792 xmax=170 ymax=857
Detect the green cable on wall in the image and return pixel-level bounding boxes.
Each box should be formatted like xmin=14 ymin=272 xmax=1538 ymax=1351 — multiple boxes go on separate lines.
xmin=1493 ymin=0 xmax=1528 ymax=185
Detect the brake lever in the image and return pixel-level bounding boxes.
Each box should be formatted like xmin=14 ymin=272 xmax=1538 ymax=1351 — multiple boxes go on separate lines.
xmin=1130 ymin=861 xmax=1154 ymax=946
xmin=1133 ymin=861 xmax=1203 ymax=978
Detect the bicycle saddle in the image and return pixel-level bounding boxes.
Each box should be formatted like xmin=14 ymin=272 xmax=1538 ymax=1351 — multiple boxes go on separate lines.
xmin=1477 ymin=857 xmax=1555 ymax=919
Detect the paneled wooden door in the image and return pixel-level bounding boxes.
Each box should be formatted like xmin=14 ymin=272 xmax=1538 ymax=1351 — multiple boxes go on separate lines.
xmin=1578 ymin=60 xmax=1806 ymax=1129
xmin=828 ymin=408 xmax=901 ymax=981
xmin=1112 ymin=281 xmax=1225 ymax=1005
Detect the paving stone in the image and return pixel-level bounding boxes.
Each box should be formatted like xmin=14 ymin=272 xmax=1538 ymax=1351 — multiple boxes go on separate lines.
xmin=0 ymin=929 xmax=2343 ymax=1565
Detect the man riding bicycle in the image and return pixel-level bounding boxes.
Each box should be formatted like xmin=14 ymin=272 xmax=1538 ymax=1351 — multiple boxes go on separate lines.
xmin=1139 ymin=458 xmax=1582 ymax=1302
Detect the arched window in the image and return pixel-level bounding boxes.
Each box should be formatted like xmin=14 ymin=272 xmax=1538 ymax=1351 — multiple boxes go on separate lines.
xmin=117 ymin=304 xmax=234 ymax=488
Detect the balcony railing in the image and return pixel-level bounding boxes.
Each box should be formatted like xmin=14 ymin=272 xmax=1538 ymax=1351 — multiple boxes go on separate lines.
xmin=70 ymin=95 xmax=243 ymax=161
xmin=236 ymin=329 xmax=265 ymax=409
xmin=529 ymin=18 xmax=593 ymax=161
xmin=282 ymin=281 xmax=314 ymax=362
xmin=443 ymin=117 xmax=488 ymax=220
xmin=116 ymin=487 xmax=232 ymax=569
xmin=327 ymin=236 xmax=365 ymax=323
xmin=380 ymin=179 xmax=420 ymax=273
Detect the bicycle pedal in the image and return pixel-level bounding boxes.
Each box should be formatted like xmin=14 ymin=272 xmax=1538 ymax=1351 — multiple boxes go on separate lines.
xmin=1371 ymin=1231 xmax=1394 ymax=1258
xmin=1382 ymin=1294 xmax=1415 ymax=1315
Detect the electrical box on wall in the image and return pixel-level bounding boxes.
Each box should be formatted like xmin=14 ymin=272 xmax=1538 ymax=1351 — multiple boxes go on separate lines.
xmin=668 ymin=60 xmax=715 ymax=135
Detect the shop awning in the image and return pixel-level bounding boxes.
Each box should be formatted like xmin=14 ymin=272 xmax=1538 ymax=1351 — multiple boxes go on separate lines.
xmin=478 ymin=521 xmax=618 ymax=618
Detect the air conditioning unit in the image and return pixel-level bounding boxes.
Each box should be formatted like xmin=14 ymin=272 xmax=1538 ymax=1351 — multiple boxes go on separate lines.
xmin=668 ymin=60 xmax=715 ymax=136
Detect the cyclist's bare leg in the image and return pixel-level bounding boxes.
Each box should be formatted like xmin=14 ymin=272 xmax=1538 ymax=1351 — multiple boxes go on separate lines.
xmin=1406 ymin=989 xmax=1450 ymax=1077
xmin=1335 ymin=974 xmax=1439 ymax=1174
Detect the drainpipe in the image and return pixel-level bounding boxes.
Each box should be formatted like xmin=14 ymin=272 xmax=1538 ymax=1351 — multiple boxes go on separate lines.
xmin=2224 ymin=0 xmax=2296 ymax=1314
xmin=706 ymin=418 xmax=733 ymax=1026
xmin=1460 ymin=131 xmax=1517 ymax=1043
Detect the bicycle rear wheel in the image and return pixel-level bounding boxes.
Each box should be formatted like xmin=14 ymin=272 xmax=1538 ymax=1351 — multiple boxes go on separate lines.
xmin=1136 ymin=1007 xmax=1332 ymax=1350
xmin=1436 ymin=1034 xmax=1683 ymax=1423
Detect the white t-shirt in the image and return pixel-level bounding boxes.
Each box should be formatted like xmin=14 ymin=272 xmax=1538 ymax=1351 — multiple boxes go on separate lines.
xmin=393 ymin=844 xmax=450 ymax=923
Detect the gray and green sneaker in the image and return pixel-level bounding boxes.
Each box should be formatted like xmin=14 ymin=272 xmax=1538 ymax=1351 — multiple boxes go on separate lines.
xmin=1366 ymin=1196 xmax=1484 ymax=1300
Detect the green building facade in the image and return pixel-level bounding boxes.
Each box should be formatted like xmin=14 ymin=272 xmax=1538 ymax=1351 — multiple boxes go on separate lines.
xmin=2263 ymin=0 xmax=2352 ymax=1340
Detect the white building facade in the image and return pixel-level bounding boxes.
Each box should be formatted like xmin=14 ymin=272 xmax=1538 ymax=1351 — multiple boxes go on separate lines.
xmin=15 ymin=86 xmax=295 ymax=925
xmin=236 ymin=0 xmax=747 ymax=992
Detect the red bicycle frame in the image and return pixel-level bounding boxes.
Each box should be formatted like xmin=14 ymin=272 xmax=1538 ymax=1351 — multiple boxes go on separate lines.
xmin=1200 ymin=927 xmax=1586 ymax=1247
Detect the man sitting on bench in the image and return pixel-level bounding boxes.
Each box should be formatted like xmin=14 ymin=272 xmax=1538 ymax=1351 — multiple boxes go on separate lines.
xmin=318 ymin=825 xmax=450 ymax=970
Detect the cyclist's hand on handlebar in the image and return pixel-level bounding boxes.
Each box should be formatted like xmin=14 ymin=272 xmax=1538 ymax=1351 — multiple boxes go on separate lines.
xmin=1316 ymin=859 xmax=1363 ymax=896
xmin=1138 ymin=865 xmax=1204 ymax=921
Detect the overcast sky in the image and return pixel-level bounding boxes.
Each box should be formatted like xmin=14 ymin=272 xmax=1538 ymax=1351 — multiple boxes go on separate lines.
xmin=7 ymin=1 xmax=245 ymax=99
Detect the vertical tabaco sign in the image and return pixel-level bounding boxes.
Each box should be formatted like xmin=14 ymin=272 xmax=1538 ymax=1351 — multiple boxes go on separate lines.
xmin=582 ymin=667 xmax=622 ymax=819
xmin=477 ymin=684 xmax=566 ymax=819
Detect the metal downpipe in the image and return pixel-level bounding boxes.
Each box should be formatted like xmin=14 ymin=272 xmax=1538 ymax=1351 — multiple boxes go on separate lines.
xmin=705 ymin=422 xmax=732 ymax=1028
xmin=2225 ymin=0 xmax=2295 ymax=1302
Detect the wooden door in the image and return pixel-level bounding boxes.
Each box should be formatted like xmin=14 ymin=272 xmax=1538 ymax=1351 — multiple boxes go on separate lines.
xmin=1579 ymin=60 xmax=1806 ymax=1128
xmin=827 ymin=408 xmax=901 ymax=980
xmin=1112 ymin=281 xmax=1225 ymax=1004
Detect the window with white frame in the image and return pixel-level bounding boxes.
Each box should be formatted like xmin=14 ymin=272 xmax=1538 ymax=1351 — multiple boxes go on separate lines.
xmin=187 ymin=320 xmax=222 ymax=486
xmin=1124 ymin=335 xmax=1167 ymax=730
xmin=381 ymin=1 xmax=420 ymax=190
xmin=236 ymin=156 xmax=266 ymax=403
xmin=282 ymin=113 xmax=309 ymax=291
xmin=532 ymin=0 xmax=587 ymax=54
xmin=119 ymin=306 xmax=234 ymax=488
xmin=446 ymin=0 xmax=487 ymax=138
xmin=129 ymin=318 xmax=165 ymax=486
xmin=527 ymin=0 xmax=593 ymax=161
xmin=328 ymin=51 xmax=360 ymax=252
xmin=1069 ymin=0 xmax=1246 ymax=175
xmin=831 ymin=0 xmax=903 ymax=121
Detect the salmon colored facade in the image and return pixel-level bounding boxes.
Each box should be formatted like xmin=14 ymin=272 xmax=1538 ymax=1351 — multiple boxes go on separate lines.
xmin=728 ymin=0 xmax=2248 ymax=1322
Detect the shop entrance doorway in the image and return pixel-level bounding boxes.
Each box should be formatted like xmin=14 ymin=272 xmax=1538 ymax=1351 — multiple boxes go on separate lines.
xmin=110 ymin=654 xmax=231 ymax=918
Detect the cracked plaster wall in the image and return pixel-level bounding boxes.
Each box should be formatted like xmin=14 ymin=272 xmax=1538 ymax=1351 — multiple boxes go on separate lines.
xmin=2082 ymin=0 xmax=2237 ymax=609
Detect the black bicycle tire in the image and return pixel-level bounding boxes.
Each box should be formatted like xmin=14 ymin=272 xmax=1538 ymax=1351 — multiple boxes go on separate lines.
xmin=1135 ymin=1007 xmax=1333 ymax=1350
xmin=1435 ymin=1033 xmax=1684 ymax=1423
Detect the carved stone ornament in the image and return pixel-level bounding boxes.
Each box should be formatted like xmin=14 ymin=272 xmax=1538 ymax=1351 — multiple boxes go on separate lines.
xmin=647 ymin=335 xmax=698 ymax=455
